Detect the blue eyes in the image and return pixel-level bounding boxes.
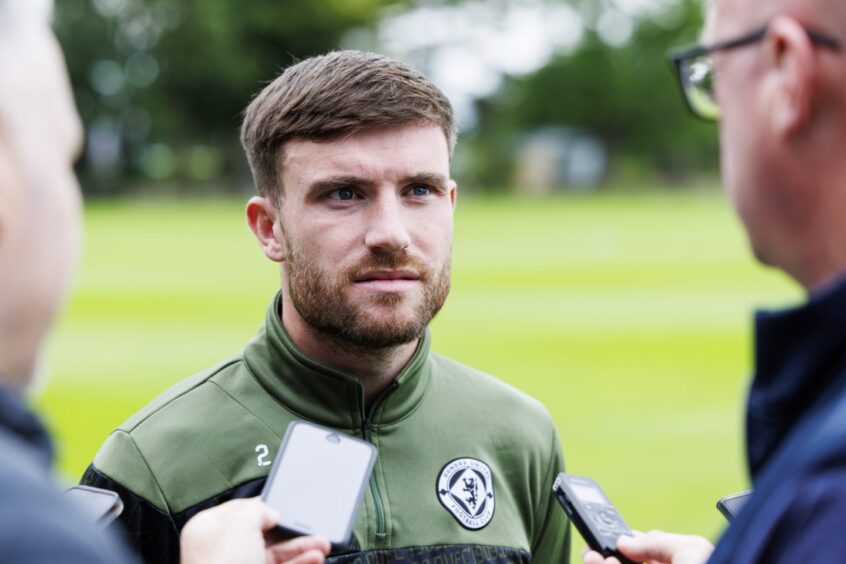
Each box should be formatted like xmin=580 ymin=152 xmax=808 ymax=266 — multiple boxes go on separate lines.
xmin=328 ymin=185 xmax=433 ymax=201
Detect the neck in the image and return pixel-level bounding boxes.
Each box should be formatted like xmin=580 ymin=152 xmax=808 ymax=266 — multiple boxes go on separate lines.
xmin=782 ymin=185 xmax=846 ymax=294
xmin=279 ymin=300 xmax=419 ymax=408
xmin=792 ymin=249 xmax=846 ymax=294
xmin=0 ymin=334 xmax=34 ymax=393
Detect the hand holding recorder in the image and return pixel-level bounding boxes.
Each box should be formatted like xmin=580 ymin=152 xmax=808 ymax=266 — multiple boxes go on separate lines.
xmin=581 ymin=530 xmax=713 ymax=564
xmin=553 ymin=473 xmax=714 ymax=564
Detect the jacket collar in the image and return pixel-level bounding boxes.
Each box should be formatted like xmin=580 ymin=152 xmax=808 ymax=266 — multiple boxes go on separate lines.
xmin=747 ymin=274 xmax=846 ymax=476
xmin=242 ymin=292 xmax=432 ymax=431
xmin=0 ymin=384 xmax=53 ymax=468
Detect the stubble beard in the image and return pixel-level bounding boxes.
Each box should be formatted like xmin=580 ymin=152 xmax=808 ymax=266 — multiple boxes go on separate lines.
xmin=284 ymin=232 xmax=451 ymax=350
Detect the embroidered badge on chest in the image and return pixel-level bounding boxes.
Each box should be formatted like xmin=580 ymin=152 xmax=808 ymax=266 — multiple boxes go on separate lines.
xmin=436 ymin=457 xmax=495 ymax=530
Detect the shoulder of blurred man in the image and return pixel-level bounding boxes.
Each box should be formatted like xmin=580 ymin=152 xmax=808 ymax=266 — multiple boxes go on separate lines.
xmin=710 ymin=412 xmax=846 ymax=563
xmin=708 ymin=274 xmax=846 ymax=563
xmin=0 ymin=387 xmax=135 ymax=564
xmin=82 ymin=294 xmax=570 ymax=564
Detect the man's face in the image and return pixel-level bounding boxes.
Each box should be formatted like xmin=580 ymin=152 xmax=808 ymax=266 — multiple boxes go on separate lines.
xmin=707 ymin=1 xmax=759 ymax=215
xmin=705 ymin=0 xmax=785 ymax=264
xmin=0 ymin=22 xmax=84 ymax=386
xmin=277 ymin=124 xmax=456 ymax=349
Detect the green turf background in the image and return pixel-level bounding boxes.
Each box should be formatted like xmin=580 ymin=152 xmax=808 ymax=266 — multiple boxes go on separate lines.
xmin=36 ymin=190 xmax=799 ymax=559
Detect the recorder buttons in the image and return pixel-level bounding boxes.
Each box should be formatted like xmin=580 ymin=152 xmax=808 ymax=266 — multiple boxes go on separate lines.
xmin=596 ymin=508 xmax=619 ymax=525
xmin=594 ymin=508 xmax=626 ymax=535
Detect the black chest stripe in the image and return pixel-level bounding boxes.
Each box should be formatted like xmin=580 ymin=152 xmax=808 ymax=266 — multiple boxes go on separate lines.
xmin=327 ymin=544 xmax=531 ymax=564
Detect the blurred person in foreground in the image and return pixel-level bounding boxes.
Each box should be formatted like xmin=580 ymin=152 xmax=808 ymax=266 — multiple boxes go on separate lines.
xmin=584 ymin=0 xmax=846 ymax=562
xmin=0 ymin=1 xmax=328 ymax=562
xmin=81 ymin=51 xmax=569 ymax=563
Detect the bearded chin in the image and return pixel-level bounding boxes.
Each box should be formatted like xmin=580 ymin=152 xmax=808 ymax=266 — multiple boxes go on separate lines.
xmin=286 ymin=253 xmax=451 ymax=350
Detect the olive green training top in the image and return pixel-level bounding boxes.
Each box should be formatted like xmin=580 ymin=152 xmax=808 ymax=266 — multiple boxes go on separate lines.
xmin=82 ymin=293 xmax=570 ymax=563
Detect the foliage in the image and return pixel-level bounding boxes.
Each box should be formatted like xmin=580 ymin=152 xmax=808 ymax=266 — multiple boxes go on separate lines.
xmin=467 ymin=0 xmax=719 ymax=186
xmin=54 ymin=0 xmax=719 ymax=193
xmin=54 ymin=0 xmax=398 ymax=193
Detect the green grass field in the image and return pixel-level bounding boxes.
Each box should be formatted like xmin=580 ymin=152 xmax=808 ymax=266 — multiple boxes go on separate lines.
xmin=36 ymin=190 xmax=799 ymax=559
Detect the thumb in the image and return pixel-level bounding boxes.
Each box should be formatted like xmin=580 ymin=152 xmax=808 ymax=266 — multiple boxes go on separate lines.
xmin=257 ymin=504 xmax=282 ymax=532
xmin=617 ymin=531 xmax=712 ymax=564
xmin=237 ymin=497 xmax=282 ymax=531
xmin=617 ymin=533 xmax=676 ymax=561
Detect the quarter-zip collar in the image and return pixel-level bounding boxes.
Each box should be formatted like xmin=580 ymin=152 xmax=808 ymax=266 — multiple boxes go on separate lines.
xmin=243 ymin=292 xmax=432 ymax=432
xmin=746 ymin=274 xmax=846 ymax=477
xmin=0 ymin=384 xmax=53 ymax=469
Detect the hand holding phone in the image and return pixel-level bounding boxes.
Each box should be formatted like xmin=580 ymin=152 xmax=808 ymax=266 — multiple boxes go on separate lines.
xmin=261 ymin=421 xmax=377 ymax=546
xmin=553 ymin=473 xmax=636 ymax=564
xmin=180 ymin=497 xmax=330 ymax=564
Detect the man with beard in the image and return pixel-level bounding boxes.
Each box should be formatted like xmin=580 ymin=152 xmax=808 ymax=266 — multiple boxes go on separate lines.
xmin=82 ymin=51 xmax=569 ymax=564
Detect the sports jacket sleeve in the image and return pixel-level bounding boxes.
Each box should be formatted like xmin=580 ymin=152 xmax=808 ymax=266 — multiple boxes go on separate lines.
xmin=82 ymin=464 xmax=181 ymax=564
xmin=81 ymin=429 xmax=269 ymax=564
xmin=80 ymin=430 xmax=182 ymax=564
xmin=530 ymin=429 xmax=570 ymax=563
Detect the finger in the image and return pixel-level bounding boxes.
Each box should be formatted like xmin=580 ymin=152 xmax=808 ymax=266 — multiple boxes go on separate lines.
xmin=269 ymin=536 xmax=331 ymax=560
xmin=220 ymin=497 xmax=280 ymax=530
xmin=255 ymin=503 xmax=282 ymax=531
xmin=280 ymin=549 xmax=328 ymax=564
xmin=582 ymin=549 xmax=618 ymax=564
xmin=617 ymin=531 xmax=673 ymax=560
xmin=617 ymin=530 xmax=696 ymax=561
xmin=582 ymin=549 xmax=602 ymax=564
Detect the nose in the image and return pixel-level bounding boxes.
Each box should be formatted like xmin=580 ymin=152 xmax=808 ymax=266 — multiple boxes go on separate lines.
xmin=364 ymin=191 xmax=411 ymax=254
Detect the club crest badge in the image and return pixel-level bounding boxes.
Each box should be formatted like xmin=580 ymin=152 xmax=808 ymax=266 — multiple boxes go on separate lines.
xmin=437 ymin=457 xmax=495 ymax=530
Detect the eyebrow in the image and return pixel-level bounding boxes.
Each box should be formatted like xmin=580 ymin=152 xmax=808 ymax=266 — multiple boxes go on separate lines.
xmin=306 ymin=172 xmax=449 ymax=196
xmin=306 ymin=175 xmax=374 ymax=197
xmin=405 ymin=172 xmax=448 ymax=188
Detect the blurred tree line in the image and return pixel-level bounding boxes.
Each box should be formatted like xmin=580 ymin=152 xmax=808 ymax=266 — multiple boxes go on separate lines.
xmin=461 ymin=0 xmax=718 ymax=188
xmin=55 ymin=0 xmax=716 ymax=195
xmin=55 ymin=0 xmax=403 ymax=195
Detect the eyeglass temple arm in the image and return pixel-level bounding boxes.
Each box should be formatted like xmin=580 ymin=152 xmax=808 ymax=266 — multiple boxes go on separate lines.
xmin=669 ymin=24 xmax=842 ymax=63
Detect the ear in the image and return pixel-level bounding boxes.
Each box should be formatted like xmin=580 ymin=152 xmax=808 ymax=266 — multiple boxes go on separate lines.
xmin=448 ymin=179 xmax=458 ymax=211
xmin=246 ymin=196 xmax=286 ymax=262
xmin=765 ymin=16 xmax=816 ymax=137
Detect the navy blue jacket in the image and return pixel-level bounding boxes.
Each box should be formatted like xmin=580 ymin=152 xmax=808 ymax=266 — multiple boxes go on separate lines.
xmin=710 ymin=276 xmax=846 ymax=563
xmin=0 ymin=386 xmax=134 ymax=563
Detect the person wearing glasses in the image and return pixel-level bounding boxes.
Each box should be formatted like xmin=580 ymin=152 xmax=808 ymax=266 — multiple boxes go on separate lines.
xmin=585 ymin=0 xmax=846 ymax=563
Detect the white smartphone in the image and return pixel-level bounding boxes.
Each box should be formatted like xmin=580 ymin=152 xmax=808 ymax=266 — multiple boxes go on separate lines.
xmin=261 ymin=421 xmax=377 ymax=546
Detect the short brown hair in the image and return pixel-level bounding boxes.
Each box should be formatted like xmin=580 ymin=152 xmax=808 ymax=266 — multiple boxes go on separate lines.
xmin=240 ymin=50 xmax=457 ymax=199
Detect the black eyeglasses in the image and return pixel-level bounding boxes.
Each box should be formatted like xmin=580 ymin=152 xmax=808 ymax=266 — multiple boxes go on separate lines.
xmin=669 ymin=24 xmax=841 ymax=121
